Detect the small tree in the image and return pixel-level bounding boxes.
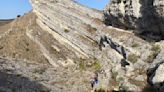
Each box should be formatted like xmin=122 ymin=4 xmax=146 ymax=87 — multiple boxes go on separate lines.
xmin=17 ymin=15 xmax=21 ymax=18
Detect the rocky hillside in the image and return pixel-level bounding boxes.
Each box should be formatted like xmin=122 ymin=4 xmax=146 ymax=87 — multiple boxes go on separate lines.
xmin=0 ymin=0 xmax=163 ymax=92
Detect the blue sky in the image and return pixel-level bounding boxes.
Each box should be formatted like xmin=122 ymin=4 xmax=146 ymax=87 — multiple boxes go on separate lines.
xmin=0 ymin=0 xmax=32 ymax=19
xmin=0 ymin=0 xmax=109 ymax=19
xmin=75 ymin=0 xmax=109 ymax=10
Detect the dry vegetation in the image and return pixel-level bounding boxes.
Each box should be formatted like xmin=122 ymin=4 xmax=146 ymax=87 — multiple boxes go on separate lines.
xmin=85 ymin=24 xmax=97 ymax=34
xmin=78 ymin=57 xmax=101 ymax=71
xmin=128 ymin=54 xmax=138 ymax=63
xmin=0 ymin=13 xmax=48 ymax=63
xmin=131 ymin=42 xmax=140 ymax=48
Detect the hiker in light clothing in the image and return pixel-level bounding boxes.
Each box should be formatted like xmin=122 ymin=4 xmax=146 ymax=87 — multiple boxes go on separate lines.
xmin=90 ymin=72 xmax=98 ymax=88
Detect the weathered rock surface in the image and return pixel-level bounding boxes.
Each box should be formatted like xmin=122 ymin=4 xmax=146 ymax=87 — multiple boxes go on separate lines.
xmin=0 ymin=0 xmax=163 ymax=92
xmin=147 ymin=61 xmax=164 ymax=92
xmin=104 ymin=0 xmax=164 ymax=37
xmin=0 ymin=57 xmax=93 ymax=92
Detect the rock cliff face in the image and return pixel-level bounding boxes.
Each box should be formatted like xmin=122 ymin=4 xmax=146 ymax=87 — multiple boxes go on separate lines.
xmin=0 ymin=0 xmax=163 ymax=92
xmin=104 ymin=0 xmax=164 ymax=37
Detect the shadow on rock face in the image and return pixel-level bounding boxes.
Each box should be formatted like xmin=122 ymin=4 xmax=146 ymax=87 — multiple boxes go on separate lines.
xmin=0 ymin=71 xmax=50 ymax=92
xmin=135 ymin=0 xmax=164 ymax=42
xmin=142 ymin=84 xmax=157 ymax=92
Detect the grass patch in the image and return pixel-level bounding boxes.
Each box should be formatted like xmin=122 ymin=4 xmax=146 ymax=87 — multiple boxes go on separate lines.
xmin=131 ymin=43 xmax=139 ymax=48
xmin=118 ymin=77 xmax=124 ymax=82
xmin=78 ymin=58 xmax=101 ymax=71
xmin=146 ymin=52 xmax=158 ymax=63
xmin=79 ymin=59 xmax=85 ymax=71
xmin=151 ymin=45 xmax=161 ymax=53
xmin=91 ymin=60 xmax=101 ymax=71
xmin=128 ymin=54 xmax=138 ymax=63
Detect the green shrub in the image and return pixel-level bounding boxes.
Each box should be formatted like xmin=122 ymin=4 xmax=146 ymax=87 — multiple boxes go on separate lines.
xmin=151 ymin=45 xmax=161 ymax=53
xmin=131 ymin=43 xmax=139 ymax=48
xmin=92 ymin=61 xmax=101 ymax=71
xmin=146 ymin=52 xmax=158 ymax=63
xmin=79 ymin=60 xmax=85 ymax=71
xmin=118 ymin=77 xmax=124 ymax=81
xmin=128 ymin=54 xmax=138 ymax=63
xmin=64 ymin=29 xmax=70 ymax=33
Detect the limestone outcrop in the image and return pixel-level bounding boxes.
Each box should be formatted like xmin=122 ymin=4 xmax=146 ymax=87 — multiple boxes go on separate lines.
xmin=104 ymin=0 xmax=164 ymax=37
xmin=0 ymin=0 xmax=163 ymax=92
xmin=29 ymin=0 xmax=105 ymax=58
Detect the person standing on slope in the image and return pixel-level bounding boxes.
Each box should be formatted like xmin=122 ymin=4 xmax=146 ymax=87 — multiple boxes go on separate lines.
xmin=90 ymin=72 xmax=99 ymax=89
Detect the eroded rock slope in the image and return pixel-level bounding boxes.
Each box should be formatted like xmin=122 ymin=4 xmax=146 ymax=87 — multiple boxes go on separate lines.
xmin=0 ymin=0 xmax=163 ymax=92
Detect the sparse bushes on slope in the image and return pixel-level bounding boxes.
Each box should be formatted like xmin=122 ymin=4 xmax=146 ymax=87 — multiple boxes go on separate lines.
xmin=128 ymin=54 xmax=138 ymax=63
xmin=131 ymin=43 xmax=139 ymax=48
xmin=78 ymin=58 xmax=101 ymax=71
xmin=64 ymin=29 xmax=70 ymax=33
xmin=151 ymin=45 xmax=161 ymax=53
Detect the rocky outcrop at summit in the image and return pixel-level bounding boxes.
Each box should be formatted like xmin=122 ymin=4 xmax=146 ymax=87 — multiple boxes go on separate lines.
xmin=104 ymin=0 xmax=164 ymax=37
